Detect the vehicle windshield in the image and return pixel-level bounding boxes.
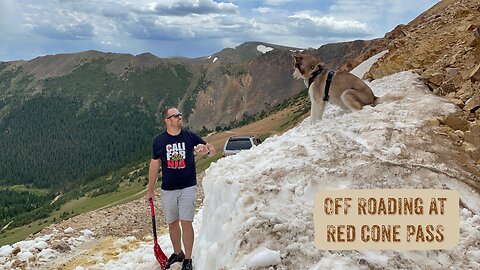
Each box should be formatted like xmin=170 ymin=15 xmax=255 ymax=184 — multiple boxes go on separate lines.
xmin=225 ymin=138 xmax=253 ymax=150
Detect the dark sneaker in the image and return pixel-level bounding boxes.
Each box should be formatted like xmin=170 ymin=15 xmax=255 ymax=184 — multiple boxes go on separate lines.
xmin=165 ymin=251 xmax=185 ymax=269
xmin=182 ymin=259 xmax=193 ymax=270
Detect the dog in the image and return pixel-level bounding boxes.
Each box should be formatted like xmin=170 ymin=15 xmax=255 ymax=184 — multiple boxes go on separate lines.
xmin=292 ymin=53 xmax=381 ymax=123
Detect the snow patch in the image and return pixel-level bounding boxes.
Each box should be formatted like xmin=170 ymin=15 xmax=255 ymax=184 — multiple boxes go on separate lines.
xmin=0 ymin=245 xmax=13 ymax=257
xmin=257 ymin=45 xmax=274 ymax=54
xmin=245 ymin=247 xmax=281 ymax=268
xmin=350 ymin=50 xmax=388 ymax=78
xmin=213 ymin=57 xmax=218 ymax=63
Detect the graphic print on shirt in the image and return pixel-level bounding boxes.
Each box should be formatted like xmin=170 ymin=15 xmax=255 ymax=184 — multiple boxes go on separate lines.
xmin=166 ymin=142 xmax=186 ymax=169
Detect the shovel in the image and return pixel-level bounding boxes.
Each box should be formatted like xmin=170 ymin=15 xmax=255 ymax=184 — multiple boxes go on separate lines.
xmin=149 ymin=198 xmax=168 ymax=269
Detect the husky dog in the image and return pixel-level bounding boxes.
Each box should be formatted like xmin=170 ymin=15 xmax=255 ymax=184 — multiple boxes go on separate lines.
xmin=293 ymin=53 xmax=381 ymax=123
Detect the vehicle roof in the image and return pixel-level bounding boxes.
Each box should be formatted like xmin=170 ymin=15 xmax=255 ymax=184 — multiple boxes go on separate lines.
xmin=227 ymin=135 xmax=256 ymax=139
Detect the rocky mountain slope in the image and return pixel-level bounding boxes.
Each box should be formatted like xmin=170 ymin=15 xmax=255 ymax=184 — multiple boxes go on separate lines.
xmin=353 ymin=0 xmax=480 ymax=163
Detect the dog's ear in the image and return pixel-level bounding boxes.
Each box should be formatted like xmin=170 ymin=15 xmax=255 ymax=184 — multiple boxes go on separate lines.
xmin=292 ymin=53 xmax=302 ymax=63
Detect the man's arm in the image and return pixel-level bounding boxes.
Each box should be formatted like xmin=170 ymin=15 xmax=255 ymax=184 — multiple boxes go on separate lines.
xmin=146 ymin=158 xmax=160 ymax=201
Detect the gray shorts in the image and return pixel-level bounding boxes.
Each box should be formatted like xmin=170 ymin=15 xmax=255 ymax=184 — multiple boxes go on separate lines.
xmin=161 ymin=186 xmax=197 ymax=224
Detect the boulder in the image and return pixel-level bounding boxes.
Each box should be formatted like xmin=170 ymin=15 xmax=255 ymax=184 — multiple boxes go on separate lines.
xmin=464 ymin=94 xmax=480 ymax=112
xmin=442 ymin=115 xmax=470 ymax=131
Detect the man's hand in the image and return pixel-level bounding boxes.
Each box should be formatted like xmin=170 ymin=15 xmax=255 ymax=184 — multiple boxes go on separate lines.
xmin=146 ymin=189 xmax=155 ymax=202
xmin=194 ymin=144 xmax=209 ymax=156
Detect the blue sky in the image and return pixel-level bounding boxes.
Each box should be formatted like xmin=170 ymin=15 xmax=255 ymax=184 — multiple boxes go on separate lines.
xmin=0 ymin=0 xmax=440 ymax=61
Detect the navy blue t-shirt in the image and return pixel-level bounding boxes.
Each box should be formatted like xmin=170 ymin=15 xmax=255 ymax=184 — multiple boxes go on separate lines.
xmin=152 ymin=129 xmax=206 ymax=190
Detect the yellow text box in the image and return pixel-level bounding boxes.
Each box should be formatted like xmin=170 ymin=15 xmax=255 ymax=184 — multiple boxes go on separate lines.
xmin=314 ymin=189 xmax=459 ymax=250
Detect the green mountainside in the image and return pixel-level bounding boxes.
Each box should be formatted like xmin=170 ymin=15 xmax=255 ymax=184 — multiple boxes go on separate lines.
xmin=0 ymin=40 xmax=378 ymax=237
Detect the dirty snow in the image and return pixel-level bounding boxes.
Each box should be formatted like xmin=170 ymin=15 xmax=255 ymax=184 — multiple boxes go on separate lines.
xmin=0 ymin=229 xmax=94 ymax=269
xmin=194 ymin=70 xmax=480 ymax=269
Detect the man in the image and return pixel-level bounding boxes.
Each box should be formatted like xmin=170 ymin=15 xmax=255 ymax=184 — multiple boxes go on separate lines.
xmin=146 ymin=107 xmax=215 ymax=270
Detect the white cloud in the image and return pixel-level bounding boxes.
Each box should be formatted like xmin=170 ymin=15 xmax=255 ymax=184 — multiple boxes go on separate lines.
xmin=330 ymin=0 xmax=440 ymax=25
xmin=253 ymin=7 xmax=275 ymax=14
xmin=145 ymin=0 xmax=238 ymax=16
xmin=33 ymin=23 xmax=95 ymax=40
xmin=288 ymin=13 xmax=372 ymax=37
xmin=264 ymin=0 xmax=293 ymax=6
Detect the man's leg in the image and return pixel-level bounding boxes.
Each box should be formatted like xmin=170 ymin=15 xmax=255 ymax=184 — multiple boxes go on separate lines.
xmin=162 ymin=189 xmax=184 ymax=256
xmin=168 ymin=219 xmax=182 ymax=254
xmin=180 ymin=220 xmax=194 ymax=259
xmin=178 ymin=186 xmax=197 ymax=260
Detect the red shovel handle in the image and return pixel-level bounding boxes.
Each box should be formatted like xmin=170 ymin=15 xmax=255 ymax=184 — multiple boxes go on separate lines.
xmin=148 ymin=198 xmax=167 ymax=268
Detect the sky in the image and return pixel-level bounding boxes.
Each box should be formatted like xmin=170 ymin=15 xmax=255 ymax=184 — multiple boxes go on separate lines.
xmin=2 ymin=52 xmax=480 ymax=270
xmin=0 ymin=0 xmax=441 ymax=61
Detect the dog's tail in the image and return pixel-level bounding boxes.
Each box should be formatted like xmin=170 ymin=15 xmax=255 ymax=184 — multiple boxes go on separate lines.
xmin=373 ymin=93 xmax=405 ymax=106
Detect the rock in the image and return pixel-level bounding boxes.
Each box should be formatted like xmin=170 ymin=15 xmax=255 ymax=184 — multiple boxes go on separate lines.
xmin=458 ymin=81 xmax=475 ymax=101
xmin=448 ymin=131 xmax=461 ymax=142
xmin=12 ymin=247 xmax=20 ymax=256
xmin=385 ymin=24 xmax=409 ymax=40
xmin=443 ymin=115 xmax=470 ymax=131
xmin=475 ymin=26 xmax=480 ymax=40
xmin=440 ymin=82 xmax=456 ymax=95
xmin=430 ymin=73 xmax=444 ymax=86
xmin=451 ymin=98 xmax=465 ymax=108
xmin=469 ymin=64 xmax=480 ymax=82
xmin=11 ymin=259 xmax=24 ymax=268
xmin=428 ymin=118 xmax=441 ymax=126
xmin=464 ymin=123 xmax=480 ymax=146
xmin=447 ymin=92 xmax=456 ymax=98
xmin=465 ymin=145 xmax=480 ymax=160
xmin=445 ymin=68 xmax=460 ymax=80
xmin=454 ymin=130 xmax=465 ymax=138
xmin=464 ymin=94 xmax=480 ymax=112
xmin=52 ymin=241 xmax=71 ymax=252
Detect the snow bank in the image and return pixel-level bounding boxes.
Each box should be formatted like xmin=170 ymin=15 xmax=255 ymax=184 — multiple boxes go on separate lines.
xmin=194 ymin=71 xmax=480 ymax=269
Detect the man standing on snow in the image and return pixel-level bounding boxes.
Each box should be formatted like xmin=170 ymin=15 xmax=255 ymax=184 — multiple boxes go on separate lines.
xmin=146 ymin=106 xmax=215 ymax=270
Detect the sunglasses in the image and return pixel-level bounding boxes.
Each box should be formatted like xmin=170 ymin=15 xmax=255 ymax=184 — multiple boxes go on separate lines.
xmin=166 ymin=112 xmax=182 ymax=119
